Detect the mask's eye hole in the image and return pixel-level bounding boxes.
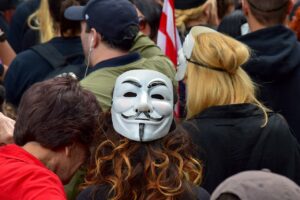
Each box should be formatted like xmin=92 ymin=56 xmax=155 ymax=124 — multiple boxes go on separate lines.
xmin=151 ymin=94 xmax=164 ymax=100
xmin=124 ymin=92 xmax=137 ymax=97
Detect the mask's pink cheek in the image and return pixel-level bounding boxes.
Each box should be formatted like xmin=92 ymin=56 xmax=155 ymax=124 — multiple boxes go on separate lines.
xmin=113 ymin=98 xmax=135 ymax=112
xmin=152 ymin=101 xmax=173 ymax=115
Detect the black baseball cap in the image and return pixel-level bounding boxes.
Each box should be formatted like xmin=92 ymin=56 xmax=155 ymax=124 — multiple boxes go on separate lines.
xmin=64 ymin=0 xmax=139 ymax=41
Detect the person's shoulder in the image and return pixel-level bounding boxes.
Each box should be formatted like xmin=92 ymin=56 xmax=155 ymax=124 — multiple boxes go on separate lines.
xmin=261 ymin=112 xmax=299 ymax=144
xmin=77 ymin=185 xmax=110 ymax=200
xmin=194 ymin=186 xmax=210 ymax=200
xmin=267 ymin=112 xmax=290 ymax=131
xmin=3 ymin=157 xmax=65 ymax=196
xmin=11 ymin=48 xmax=44 ymax=67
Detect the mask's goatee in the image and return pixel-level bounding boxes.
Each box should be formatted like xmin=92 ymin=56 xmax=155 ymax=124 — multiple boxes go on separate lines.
xmin=139 ymin=123 xmax=145 ymax=142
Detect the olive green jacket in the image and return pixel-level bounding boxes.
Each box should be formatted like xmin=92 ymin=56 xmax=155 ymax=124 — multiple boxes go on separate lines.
xmin=80 ymin=32 xmax=176 ymax=111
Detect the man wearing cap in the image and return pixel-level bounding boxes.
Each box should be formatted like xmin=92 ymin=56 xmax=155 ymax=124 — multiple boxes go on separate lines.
xmin=238 ymin=0 xmax=300 ymax=143
xmin=65 ymin=0 xmax=176 ymax=111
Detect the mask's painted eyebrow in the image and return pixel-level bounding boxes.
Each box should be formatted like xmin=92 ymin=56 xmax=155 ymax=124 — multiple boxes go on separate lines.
xmin=122 ymin=80 xmax=142 ymax=88
xmin=148 ymin=81 xmax=166 ymax=88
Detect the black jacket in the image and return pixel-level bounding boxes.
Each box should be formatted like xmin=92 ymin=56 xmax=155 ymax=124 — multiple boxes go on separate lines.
xmin=238 ymin=25 xmax=300 ymax=143
xmin=77 ymin=185 xmax=210 ymax=200
xmin=181 ymin=104 xmax=300 ymax=193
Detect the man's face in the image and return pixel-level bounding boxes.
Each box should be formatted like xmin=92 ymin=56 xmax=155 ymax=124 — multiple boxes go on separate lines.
xmin=80 ymin=21 xmax=90 ymax=59
xmin=55 ymin=144 xmax=87 ymax=184
xmin=111 ymin=70 xmax=174 ymax=142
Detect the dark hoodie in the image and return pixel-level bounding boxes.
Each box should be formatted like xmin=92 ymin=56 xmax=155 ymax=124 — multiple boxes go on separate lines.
xmin=238 ymin=25 xmax=300 ymax=143
xmin=181 ymin=104 xmax=300 ymax=193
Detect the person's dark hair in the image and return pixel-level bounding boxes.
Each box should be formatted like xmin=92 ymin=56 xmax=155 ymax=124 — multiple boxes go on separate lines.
xmin=246 ymin=0 xmax=290 ymax=26
xmin=85 ymin=24 xmax=139 ymax=52
xmin=217 ymin=0 xmax=236 ymax=20
xmin=216 ymin=193 xmax=241 ymax=200
xmin=130 ymin=0 xmax=162 ymax=41
xmin=0 ymin=0 xmax=17 ymax=11
xmin=14 ymin=76 xmax=101 ymax=150
xmin=218 ymin=10 xmax=247 ymax=38
xmin=82 ymin=112 xmax=202 ymax=200
xmin=48 ymin=0 xmax=88 ymax=37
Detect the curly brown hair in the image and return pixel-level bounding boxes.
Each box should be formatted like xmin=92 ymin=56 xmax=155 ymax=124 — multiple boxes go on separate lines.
xmin=83 ymin=112 xmax=203 ymax=200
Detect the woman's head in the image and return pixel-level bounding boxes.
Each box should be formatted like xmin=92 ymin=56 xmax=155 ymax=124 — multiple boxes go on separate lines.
xmin=83 ymin=70 xmax=202 ymax=199
xmin=176 ymin=26 xmax=267 ymax=120
xmin=48 ymin=0 xmax=87 ymax=37
xmin=130 ymin=0 xmax=162 ymax=42
xmin=28 ymin=0 xmax=87 ymax=43
xmin=85 ymin=112 xmax=202 ymax=200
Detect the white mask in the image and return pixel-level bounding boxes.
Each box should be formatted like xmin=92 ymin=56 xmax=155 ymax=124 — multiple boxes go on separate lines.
xmin=175 ymin=26 xmax=217 ymax=81
xmin=111 ymin=70 xmax=174 ymax=142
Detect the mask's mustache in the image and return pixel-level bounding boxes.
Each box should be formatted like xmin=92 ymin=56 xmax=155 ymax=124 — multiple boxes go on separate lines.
xmin=121 ymin=111 xmax=163 ymax=121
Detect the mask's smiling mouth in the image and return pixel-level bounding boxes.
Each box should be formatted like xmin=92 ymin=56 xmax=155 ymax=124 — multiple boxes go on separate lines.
xmin=135 ymin=117 xmax=150 ymax=121
xmin=121 ymin=112 xmax=163 ymax=122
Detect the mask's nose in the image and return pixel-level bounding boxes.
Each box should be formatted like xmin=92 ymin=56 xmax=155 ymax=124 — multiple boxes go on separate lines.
xmin=135 ymin=91 xmax=151 ymax=113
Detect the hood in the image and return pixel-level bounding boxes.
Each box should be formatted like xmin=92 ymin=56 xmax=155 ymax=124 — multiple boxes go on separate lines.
xmin=238 ymin=25 xmax=300 ymax=81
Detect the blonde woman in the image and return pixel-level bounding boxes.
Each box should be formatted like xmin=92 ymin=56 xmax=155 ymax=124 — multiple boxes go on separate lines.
xmin=176 ymin=26 xmax=300 ymax=193
xmin=27 ymin=0 xmax=55 ymax=44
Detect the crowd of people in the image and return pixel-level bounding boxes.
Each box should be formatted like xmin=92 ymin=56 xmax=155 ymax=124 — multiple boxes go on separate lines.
xmin=0 ymin=0 xmax=300 ymax=199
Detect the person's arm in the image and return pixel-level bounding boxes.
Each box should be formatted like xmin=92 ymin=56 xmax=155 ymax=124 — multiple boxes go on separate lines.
xmin=0 ymin=63 xmax=9 ymax=81
xmin=0 ymin=28 xmax=16 ymax=66
xmin=0 ymin=112 xmax=15 ymax=146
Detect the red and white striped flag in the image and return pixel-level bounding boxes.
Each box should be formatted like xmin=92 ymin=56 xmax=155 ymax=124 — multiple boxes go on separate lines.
xmin=157 ymin=0 xmax=182 ymax=117
xmin=157 ymin=0 xmax=180 ymax=65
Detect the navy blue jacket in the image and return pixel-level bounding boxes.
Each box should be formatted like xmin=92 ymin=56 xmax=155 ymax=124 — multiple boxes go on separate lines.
xmin=238 ymin=25 xmax=300 ymax=143
xmin=4 ymin=37 xmax=84 ymax=107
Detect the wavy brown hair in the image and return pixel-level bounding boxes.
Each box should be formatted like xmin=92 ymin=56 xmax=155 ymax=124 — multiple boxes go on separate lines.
xmin=83 ymin=112 xmax=202 ymax=200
